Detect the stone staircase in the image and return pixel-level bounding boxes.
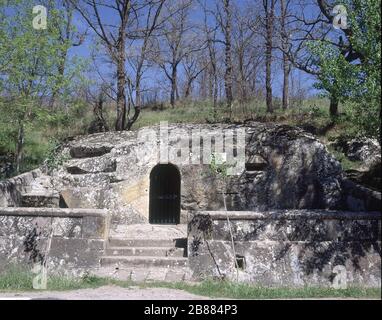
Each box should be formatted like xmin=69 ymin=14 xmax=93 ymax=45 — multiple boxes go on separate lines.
xmin=102 ymin=238 xmax=188 ymax=267
xmin=96 ymin=224 xmax=192 ymax=282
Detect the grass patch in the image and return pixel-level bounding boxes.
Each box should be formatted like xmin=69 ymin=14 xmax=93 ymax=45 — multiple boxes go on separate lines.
xmin=0 ymin=268 xmax=380 ymax=299
xmin=327 ymin=147 xmax=362 ymax=171
xmin=141 ymin=280 xmax=381 ymax=300
xmin=0 ymin=267 xmax=128 ymax=292
xmin=132 ymin=97 xmax=353 ymax=142
xmin=0 ymin=266 xmax=35 ymax=291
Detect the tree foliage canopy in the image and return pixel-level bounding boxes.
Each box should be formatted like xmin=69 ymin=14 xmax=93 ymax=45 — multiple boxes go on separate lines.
xmin=310 ymin=0 xmax=381 ymax=137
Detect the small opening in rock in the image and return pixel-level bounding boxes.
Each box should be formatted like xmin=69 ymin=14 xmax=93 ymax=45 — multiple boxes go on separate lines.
xmin=236 ymin=255 xmax=246 ymax=270
xmin=245 ymin=163 xmax=266 ymax=172
xmin=59 ymin=195 xmax=69 ymax=208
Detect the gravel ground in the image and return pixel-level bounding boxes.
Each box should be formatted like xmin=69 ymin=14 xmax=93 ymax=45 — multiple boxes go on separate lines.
xmin=0 ymin=285 xmax=210 ymax=300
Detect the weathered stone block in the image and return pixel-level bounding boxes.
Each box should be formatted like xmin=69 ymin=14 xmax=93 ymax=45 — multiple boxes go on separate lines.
xmin=82 ymin=216 xmax=106 ymax=239
xmin=0 ymin=208 xmax=106 ymax=272
xmin=188 ymin=211 xmax=381 ymax=287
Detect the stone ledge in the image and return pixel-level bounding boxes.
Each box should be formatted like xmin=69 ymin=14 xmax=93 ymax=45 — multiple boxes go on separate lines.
xmin=194 ymin=240 xmax=382 ymax=245
xmin=0 ymin=169 xmax=41 ymax=188
xmin=196 ymin=210 xmax=381 ymax=220
xmin=0 ymin=207 xmax=107 ymax=218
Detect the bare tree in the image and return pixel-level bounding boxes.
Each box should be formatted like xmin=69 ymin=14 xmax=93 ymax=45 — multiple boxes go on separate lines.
xmin=232 ymin=3 xmax=258 ymax=108
xmin=182 ymin=48 xmax=207 ymax=99
xmin=126 ymin=0 xmax=166 ymax=129
xmin=71 ymin=0 xmax=167 ymax=130
xmin=262 ymin=0 xmax=276 ymax=113
xmin=70 ymin=0 xmax=131 ymax=131
xmin=217 ymin=0 xmax=234 ymax=119
xmin=87 ymin=85 xmax=110 ymax=134
xmin=153 ymin=0 xmax=194 ymax=107
xmin=200 ymin=0 xmax=219 ymax=119
xmin=279 ymin=0 xmax=291 ymax=110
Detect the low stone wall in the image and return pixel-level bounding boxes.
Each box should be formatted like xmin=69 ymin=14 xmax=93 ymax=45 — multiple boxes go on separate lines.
xmin=188 ymin=210 xmax=381 ymax=288
xmin=0 ymin=208 xmax=107 ymax=276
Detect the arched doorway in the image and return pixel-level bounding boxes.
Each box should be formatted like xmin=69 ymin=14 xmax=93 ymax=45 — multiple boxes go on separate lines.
xmin=149 ymin=164 xmax=181 ymax=224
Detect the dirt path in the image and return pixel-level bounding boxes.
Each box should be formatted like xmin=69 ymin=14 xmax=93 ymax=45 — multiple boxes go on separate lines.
xmin=0 ymin=285 xmax=210 ymax=300
xmin=1 ymin=286 xmax=376 ymax=300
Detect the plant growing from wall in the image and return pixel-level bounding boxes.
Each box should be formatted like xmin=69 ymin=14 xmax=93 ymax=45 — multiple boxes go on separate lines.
xmin=44 ymin=138 xmax=71 ymax=173
xmin=189 ymin=214 xmax=224 ymax=280
xmin=209 ymin=153 xmax=240 ymax=282
xmin=24 ymin=221 xmax=54 ymax=290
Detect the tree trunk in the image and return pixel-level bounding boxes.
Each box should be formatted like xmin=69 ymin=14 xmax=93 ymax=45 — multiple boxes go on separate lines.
xmin=330 ymin=94 xmax=339 ymax=117
xmin=223 ymin=0 xmax=234 ymax=120
xmin=126 ymin=84 xmax=141 ymax=131
xmin=49 ymin=50 xmax=67 ymax=109
xmin=115 ymin=31 xmax=127 ymax=131
xmin=238 ymin=51 xmax=247 ymax=103
xmin=213 ymin=75 xmax=218 ymax=120
xmin=184 ymin=79 xmax=192 ymax=99
xmin=207 ymin=39 xmax=218 ymax=120
xmin=282 ymin=60 xmax=290 ymax=110
xmin=15 ymin=122 xmax=24 ymax=174
xmin=264 ymin=0 xmax=275 ymax=113
xmin=280 ymin=0 xmax=290 ymax=110
xmin=170 ymin=66 xmax=177 ymax=107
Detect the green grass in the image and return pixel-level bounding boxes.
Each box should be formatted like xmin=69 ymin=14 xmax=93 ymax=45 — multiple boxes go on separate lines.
xmin=142 ymin=280 xmax=381 ymax=300
xmin=0 ymin=266 xmax=35 ymax=291
xmin=0 ymin=268 xmax=380 ymax=299
xmin=0 ymin=267 xmax=125 ymax=292
xmin=328 ymin=147 xmax=363 ymax=171
xmin=131 ymin=97 xmax=352 ymax=143
xmin=131 ymin=97 xmax=335 ymax=130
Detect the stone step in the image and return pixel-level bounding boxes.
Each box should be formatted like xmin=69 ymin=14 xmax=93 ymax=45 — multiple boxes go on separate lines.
xmin=105 ymin=247 xmax=185 ymax=257
xmin=93 ymin=267 xmax=192 ymax=282
xmin=69 ymin=145 xmax=113 ymax=159
xmin=100 ymin=256 xmax=188 ymax=268
xmin=108 ymin=238 xmax=176 ymax=248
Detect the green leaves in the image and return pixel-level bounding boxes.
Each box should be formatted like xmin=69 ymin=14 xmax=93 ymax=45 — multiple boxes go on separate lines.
xmin=0 ymin=1 xmax=85 ymax=174
xmin=309 ymin=0 xmax=381 ymax=138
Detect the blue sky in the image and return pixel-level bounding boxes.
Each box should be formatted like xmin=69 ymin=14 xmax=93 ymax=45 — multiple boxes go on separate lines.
xmin=65 ymin=0 xmax=322 ymax=100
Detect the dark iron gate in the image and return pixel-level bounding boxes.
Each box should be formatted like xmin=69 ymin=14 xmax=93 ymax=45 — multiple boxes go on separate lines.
xmin=149 ymin=164 xmax=181 ymax=224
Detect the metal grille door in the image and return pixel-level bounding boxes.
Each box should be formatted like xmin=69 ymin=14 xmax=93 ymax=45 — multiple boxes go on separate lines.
xmin=149 ymin=164 xmax=181 ymax=224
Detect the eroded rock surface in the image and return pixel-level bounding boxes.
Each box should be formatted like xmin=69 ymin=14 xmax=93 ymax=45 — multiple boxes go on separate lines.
xmin=1 ymin=123 xmax=380 ymax=230
xmin=47 ymin=123 xmax=347 ymax=230
xmin=331 ymin=137 xmax=381 ymax=191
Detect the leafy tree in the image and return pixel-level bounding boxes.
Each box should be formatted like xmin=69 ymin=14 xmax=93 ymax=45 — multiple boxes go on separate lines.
xmin=0 ymin=1 xmax=84 ymax=173
xmin=309 ymin=0 xmax=381 ymax=138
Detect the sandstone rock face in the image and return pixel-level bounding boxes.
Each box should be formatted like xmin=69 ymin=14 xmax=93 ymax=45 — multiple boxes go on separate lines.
xmin=1 ymin=122 xmax=379 ymax=232
xmin=44 ymin=123 xmax=344 ymax=231
xmin=240 ymin=125 xmax=342 ymax=210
